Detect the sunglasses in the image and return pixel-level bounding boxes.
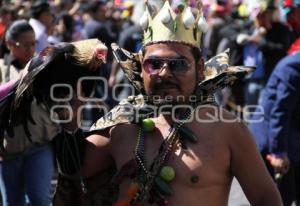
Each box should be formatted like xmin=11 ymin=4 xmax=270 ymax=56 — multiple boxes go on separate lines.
xmin=142 ymin=58 xmax=191 ymax=75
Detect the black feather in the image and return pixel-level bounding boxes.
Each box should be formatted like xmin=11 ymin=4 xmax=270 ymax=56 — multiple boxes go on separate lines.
xmin=0 ymin=82 xmax=18 ymax=144
xmin=14 ymin=43 xmax=75 ymax=107
xmin=11 ymin=42 xmax=100 ymax=128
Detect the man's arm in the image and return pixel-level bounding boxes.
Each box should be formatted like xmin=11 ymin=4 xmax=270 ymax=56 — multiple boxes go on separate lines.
xmin=229 ymin=121 xmax=283 ymax=206
xmin=81 ymin=132 xmax=114 ymax=178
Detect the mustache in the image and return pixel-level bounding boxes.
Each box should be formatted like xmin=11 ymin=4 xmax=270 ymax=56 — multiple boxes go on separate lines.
xmin=153 ymin=80 xmax=180 ymax=90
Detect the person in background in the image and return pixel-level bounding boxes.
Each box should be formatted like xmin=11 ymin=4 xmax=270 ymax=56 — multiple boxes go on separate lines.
xmin=0 ymin=5 xmax=13 ymax=42
xmin=284 ymin=0 xmax=300 ymax=41
xmin=0 ymin=19 xmax=56 ymax=206
xmin=0 ymin=20 xmax=35 ymax=83
xmin=0 ymin=5 xmax=13 ymax=58
xmin=82 ymin=0 xmax=117 ymax=115
xmin=107 ymin=1 xmax=142 ymax=104
xmin=249 ymin=1 xmax=300 ymax=205
xmin=203 ymin=0 xmax=232 ymax=59
xmin=240 ymin=0 xmax=291 ymax=114
xmin=29 ymin=0 xmax=53 ymax=53
xmin=48 ymin=12 xmax=75 ymax=44
xmin=82 ymin=0 xmax=116 ymax=50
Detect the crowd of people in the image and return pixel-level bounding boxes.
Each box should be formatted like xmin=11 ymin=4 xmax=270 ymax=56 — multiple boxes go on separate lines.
xmin=0 ymin=0 xmax=299 ymax=205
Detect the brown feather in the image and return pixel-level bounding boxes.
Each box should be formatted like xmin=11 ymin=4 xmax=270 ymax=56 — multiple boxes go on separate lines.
xmin=71 ymin=39 xmax=107 ymax=69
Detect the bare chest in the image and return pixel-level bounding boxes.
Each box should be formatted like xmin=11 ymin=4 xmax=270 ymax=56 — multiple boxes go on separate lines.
xmin=112 ymin=123 xmax=231 ymax=188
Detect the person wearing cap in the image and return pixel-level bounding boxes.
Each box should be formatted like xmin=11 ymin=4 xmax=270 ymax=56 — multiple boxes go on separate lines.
xmin=29 ymin=0 xmax=54 ymax=53
xmin=52 ymin=1 xmax=282 ymax=205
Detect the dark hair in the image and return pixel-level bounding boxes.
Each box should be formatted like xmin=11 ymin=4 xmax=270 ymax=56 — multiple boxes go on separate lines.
xmin=59 ymin=12 xmax=74 ymax=31
xmin=57 ymin=12 xmax=74 ymax=42
xmin=30 ymin=0 xmax=50 ymax=19
xmin=84 ymin=0 xmax=106 ymax=14
xmin=5 ymin=20 xmax=34 ymax=42
xmin=191 ymin=47 xmax=202 ymax=63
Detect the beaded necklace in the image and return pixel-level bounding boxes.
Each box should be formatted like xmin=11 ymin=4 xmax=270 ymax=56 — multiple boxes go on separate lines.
xmin=132 ymin=109 xmax=194 ymax=205
xmin=114 ymin=97 xmax=216 ymax=206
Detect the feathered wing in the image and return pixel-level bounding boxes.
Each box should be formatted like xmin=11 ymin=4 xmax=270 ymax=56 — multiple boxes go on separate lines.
xmin=111 ymin=43 xmax=145 ymax=94
xmin=14 ymin=43 xmax=74 ymax=108
xmin=196 ymin=49 xmax=255 ymax=96
xmin=7 ymin=39 xmax=107 ymax=135
xmin=14 ymin=39 xmax=107 ymax=109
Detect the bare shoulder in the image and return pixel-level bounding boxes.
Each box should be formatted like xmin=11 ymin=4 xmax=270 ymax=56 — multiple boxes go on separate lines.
xmin=86 ymin=129 xmax=111 ymax=148
xmin=217 ymin=108 xmax=254 ymax=147
xmin=194 ymin=106 xmax=282 ymax=206
xmin=195 ymin=105 xmax=253 ymax=149
xmin=195 ymin=105 xmax=243 ymax=131
xmin=109 ymin=123 xmax=138 ymax=144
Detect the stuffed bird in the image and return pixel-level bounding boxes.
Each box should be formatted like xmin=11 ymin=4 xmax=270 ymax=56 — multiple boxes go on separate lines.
xmin=15 ymin=39 xmax=107 ymax=107
xmin=0 ymin=39 xmax=107 ymax=141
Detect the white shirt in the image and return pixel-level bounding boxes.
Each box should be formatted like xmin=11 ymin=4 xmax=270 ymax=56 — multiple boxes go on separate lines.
xmin=29 ymin=18 xmax=49 ymax=53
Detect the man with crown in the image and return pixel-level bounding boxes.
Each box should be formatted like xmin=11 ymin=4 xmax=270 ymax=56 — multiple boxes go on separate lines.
xmin=51 ymin=1 xmax=283 ymax=206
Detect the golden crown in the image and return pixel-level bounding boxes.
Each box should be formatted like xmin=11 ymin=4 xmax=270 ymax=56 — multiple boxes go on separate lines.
xmin=140 ymin=0 xmax=208 ymax=48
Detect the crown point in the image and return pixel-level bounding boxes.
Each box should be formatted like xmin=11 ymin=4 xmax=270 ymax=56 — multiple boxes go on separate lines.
xmin=182 ymin=7 xmax=196 ymax=29
xmin=160 ymin=9 xmax=171 ymax=24
xmin=147 ymin=0 xmax=165 ymax=16
xmin=141 ymin=0 xmax=207 ymax=48
xmin=197 ymin=16 xmax=209 ymax=33
xmin=140 ymin=12 xmax=149 ymax=30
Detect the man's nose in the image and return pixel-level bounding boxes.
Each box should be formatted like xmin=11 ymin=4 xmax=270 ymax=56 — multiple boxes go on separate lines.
xmin=158 ymin=62 xmax=172 ymax=77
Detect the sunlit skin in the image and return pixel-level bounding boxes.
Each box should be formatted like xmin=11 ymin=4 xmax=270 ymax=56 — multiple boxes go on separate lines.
xmin=81 ymin=43 xmax=283 ymax=206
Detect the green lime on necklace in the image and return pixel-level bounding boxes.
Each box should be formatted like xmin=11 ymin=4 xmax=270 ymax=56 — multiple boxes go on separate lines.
xmin=142 ymin=118 xmax=155 ymax=132
xmin=160 ymin=166 xmax=176 ymax=182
